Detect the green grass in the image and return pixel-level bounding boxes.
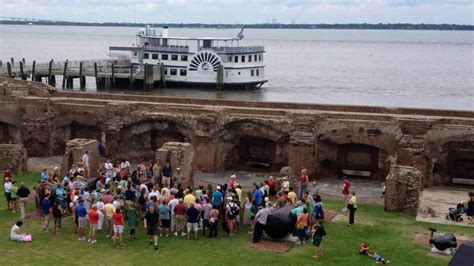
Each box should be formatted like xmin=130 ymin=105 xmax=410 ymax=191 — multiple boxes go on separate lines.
xmin=0 ymin=172 xmax=472 ymax=266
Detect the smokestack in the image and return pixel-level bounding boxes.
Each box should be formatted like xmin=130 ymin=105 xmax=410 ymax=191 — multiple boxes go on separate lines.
xmin=162 ymin=26 xmax=168 ymax=38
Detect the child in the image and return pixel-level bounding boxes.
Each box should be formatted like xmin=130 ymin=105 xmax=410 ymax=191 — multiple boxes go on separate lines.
xmin=371 ymin=252 xmax=390 ymax=264
xmin=311 ymin=221 xmax=326 ymax=258
xmin=127 ymin=202 xmax=138 ymax=241
xmin=52 ymin=199 xmax=63 ymax=235
xmin=87 ymin=204 xmax=99 ymax=243
xmin=296 ymin=207 xmax=308 ymax=244
xmin=113 ymin=208 xmax=125 ymax=246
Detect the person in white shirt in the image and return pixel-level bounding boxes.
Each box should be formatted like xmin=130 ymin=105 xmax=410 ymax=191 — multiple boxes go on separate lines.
xmin=82 ymin=151 xmax=90 ymax=177
xmin=96 ymin=199 xmax=105 ymax=231
xmin=104 ymin=160 xmax=114 ymax=180
xmin=168 ymin=196 xmax=179 ymax=232
xmin=4 ymin=178 xmax=13 ymax=210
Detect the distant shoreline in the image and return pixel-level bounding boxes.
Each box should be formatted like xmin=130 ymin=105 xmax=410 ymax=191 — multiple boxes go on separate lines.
xmin=1 ymin=21 xmax=473 ymax=31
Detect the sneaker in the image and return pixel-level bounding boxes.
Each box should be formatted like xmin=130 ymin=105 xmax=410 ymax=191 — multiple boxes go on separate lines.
xmin=174 ymin=232 xmax=178 ymax=236
xmin=87 ymin=239 xmax=91 ymax=243
xmin=295 ymin=241 xmax=301 ymax=245
xmin=181 ymin=232 xmax=186 ymax=237
xmin=91 ymin=240 xmax=97 ymax=244
xmin=166 ymin=234 xmax=169 ymax=238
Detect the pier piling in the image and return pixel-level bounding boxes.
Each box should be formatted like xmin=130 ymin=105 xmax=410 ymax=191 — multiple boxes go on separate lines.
xmin=7 ymin=62 xmax=12 ymax=78
xmin=94 ymin=62 xmax=99 ymax=89
xmin=79 ymin=62 xmax=86 ymax=89
xmin=62 ymin=60 xmax=68 ymax=89
xmin=31 ymin=61 xmax=36 ymax=81
xmin=19 ymin=61 xmax=26 ymax=80
xmin=111 ymin=63 xmax=115 ymax=89
xmin=129 ymin=65 xmax=134 ymax=89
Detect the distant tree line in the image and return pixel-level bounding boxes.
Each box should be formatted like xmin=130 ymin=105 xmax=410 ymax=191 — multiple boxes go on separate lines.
xmin=1 ymin=20 xmax=472 ymax=31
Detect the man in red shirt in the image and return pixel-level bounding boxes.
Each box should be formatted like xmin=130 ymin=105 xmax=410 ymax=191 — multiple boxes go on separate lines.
xmin=174 ymin=199 xmax=187 ymax=237
xmin=267 ymin=176 xmax=277 ymax=198
xmin=3 ymin=167 xmax=11 ymax=182
xmin=299 ymin=169 xmax=309 ymax=200
xmin=341 ymin=176 xmax=351 ymax=212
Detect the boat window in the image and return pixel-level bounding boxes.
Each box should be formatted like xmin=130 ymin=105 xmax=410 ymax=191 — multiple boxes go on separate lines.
xmin=241 ymin=55 xmax=245 ymax=63
xmin=171 ymin=55 xmax=178 ymax=61
xmin=259 ymin=54 xmax=262 ymax=61
xmin=164 ymin=68 xmax=167 ymax=75
xmin=180 ymin=69 xmax=187 ymax=76
xmin=256 ymin=69 xmax=259 ymax=76
xmin=234 ymin=56 xmax=238 ymax=63
xmin=134 ymin=52 xmax=137 ymax=56
xmin=251 ymin=69 xmax=254 ymax=77
xmin=143 ymin=53 xmax=149 ymax=59
xmin=181 ymin=55 xmax=188 ymax=61
xmin=162 ymin=54 xmax=169 ymax=60
xmin=170 ymin=69 xmax=177 ymax=75
xmin=254 ymin=54 xmax=257 ymax=61
xmin=203 ymin=40 xmax=212 ymax=48
xmin=249 ymin=55 xmax=252 ymax=62
xmin=152 ymin=54 xmax=159 ymax=60
xmin=228 ymin=56 xmax=233 ymax=61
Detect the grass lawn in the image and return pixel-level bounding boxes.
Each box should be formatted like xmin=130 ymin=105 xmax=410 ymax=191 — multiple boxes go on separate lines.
xmin=1 ymin=172 xmax=472 ymax=266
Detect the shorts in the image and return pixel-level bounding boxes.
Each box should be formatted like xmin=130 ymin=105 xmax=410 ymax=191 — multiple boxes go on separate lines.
xmin=160 ymin=219 xmax=171 ymax=228
xmin=78 ymin=217 xmax=88 ymax=228
xmin=187 ymin=222 xmax=198 ymax=232
xmin=113 ymin=224 xmax=124 ymax=234
xmin=313 ymin=236 xmax=323 ymax=247
xmin=106 ymin=217 xmax=113 ymax=226
xmin=5 ymin=192 xmax=11 ymax=202
xmin=89 ymin=224 xmax=98 ymax=230
xmin=147 ymin=225 xmax=158 ymax=236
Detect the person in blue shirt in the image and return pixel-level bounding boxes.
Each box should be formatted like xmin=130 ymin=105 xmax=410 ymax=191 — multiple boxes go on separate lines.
xmin=76 ymin=200 xmax=88 ymax=241
xmin=40 ymin=168 xmax=49 ymax=183
xmin=41 ymin=194 xmax=52 ymax=231
xmin=253 ymin=185 xmax=263 ymax=206
xmin=55 ymin=185 xmax=66 ymax=207
xmin=211 ymin=186 xmax=223 ymax=208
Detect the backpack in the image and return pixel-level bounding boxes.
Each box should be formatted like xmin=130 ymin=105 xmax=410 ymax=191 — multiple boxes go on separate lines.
xmin=228 ymin=203 xmax=239 ymax=218
xmin=315 ymin=206 xmax=325 ymax=220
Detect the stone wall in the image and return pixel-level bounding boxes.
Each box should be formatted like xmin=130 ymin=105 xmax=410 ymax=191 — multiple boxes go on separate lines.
xmin=0 ymin=144 xmax=28 ymax=175
xmin=385 ymin=165 xmax=423 ymax=215
xmin=1 ymin=78 xmax=474 ymax=190
xmin=61 ymin=139 xmax=100 ymax=177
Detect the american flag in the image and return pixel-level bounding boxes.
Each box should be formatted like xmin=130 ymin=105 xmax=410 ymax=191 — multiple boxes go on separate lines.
xmin=237 ymin=27 xmax=244 ymax=40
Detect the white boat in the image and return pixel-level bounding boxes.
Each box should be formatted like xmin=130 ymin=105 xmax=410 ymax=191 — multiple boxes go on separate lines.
xmin=110 ymin=26 xmax=267 ymax=89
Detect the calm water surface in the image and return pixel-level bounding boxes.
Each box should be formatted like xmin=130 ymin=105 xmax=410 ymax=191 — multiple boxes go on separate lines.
xmin=1 ymin=25 xmax=473 ymax=110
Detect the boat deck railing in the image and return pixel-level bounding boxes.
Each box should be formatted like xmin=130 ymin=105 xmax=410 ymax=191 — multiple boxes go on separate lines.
xmin=202 ymin=46 xmax=265 ymax=54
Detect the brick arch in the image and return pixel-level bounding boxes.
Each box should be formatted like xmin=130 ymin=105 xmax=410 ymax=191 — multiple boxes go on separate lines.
xmin=117 ymin=119 xmax=193 ymax=162
xmin=425 ymin=134 xmax=474 ymax=185
xmin=217 ymin=119 xmax=290 ymax=172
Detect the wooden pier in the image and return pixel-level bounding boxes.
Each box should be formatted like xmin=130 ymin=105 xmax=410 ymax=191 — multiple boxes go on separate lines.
xmin=0 ymin=58 xmax=163 ymax=90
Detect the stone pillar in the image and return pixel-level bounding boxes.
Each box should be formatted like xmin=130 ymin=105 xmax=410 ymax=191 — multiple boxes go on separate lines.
xmin=0 ymin=144 xmax=28 ymax=175
xmin=155 ymin=142 xmax=194 ymax=187
xmin=384 ymin=165 xmax=423 ymax=216
xmin=61 ymin=139 xmax=100 ymax=177
xmin=287 ymin=118 xmax=316 ymax=177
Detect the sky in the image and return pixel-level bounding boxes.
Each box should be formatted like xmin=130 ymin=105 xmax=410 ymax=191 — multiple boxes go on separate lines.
xmin=0 ymin=0 xmax=473 ymax=24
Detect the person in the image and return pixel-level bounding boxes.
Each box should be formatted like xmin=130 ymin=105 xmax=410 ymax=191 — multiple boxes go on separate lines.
xmin=253 ymin=202 xmax=272 ymax=243
xmin=313 ymin=195 xmax=324 ymax=224
xmin=41 ymin=192 xmax=52 ymax=232
xmin=242 ymin=192 xmax=253 ymax=226
xmin=161 ymin=162 xmax=172 ymax=188
xmin=288 ymin=187 xmax=297 ymax=205
xmin=52 ymin=198 xmax=63 ymax=235
xmin=370 ymin=252 xmax=391 ymax=264
xmin=296 ymin=207 xmax=308 ymax=244
xmin=467 ymin=192 xmax=474 ymax=225
xmin=10 ymin=181 xmax=18 ymax=213
xmin=103 ymin=200 xmax=116 ymax=238
xmin=40 ymin=168 xmax=49 ymax=183
xmin=225 ymin=196 xmax=239 ymax=236
xmin=359 ymin=241 xmax=371 ymax=255
xmin=174 ymin=199 xmax=187 ymax=237
xmin=104 ymin=160 xmax=114 ymax=180
xmin=341 ymin=176 xmax=351 ymax=212
xmin=144 ymin=204 xmax=160 ymax=250
xmin=111 ymin=208 xmax=124 ymax=247
xmin=4 ymin=178 xmax=13 ymax=210
xmin=127 ymin=202 xmax=138 ymax=241
xmin=211 ymin=186 xmax=224 ymax=209
xmin=17 ymin=182 xmax=30 ymax=219
xmin=159 ymin=200 xmax=171 ymax=237
xmin=3 ymin=166 xmax=11 ymax=181
xmin=229 ymin=174 xmax=237 ymax=190
xmin=202 ymin=199 xmax=212 ymax=236
xmin=208 ymin=205 xmax=219 ymax=238
xmin=173 ymin=167 xmax=183 ymax=188
xmin=76 ymin=199 xmax=88 ymax=241
xmin=98 ymin=140 xmax=105 ymax=157
xmin=87 ymin=204 xmax=99 ymax=243
xmin=253 ymin=184 xmax=264 ymax=206
xmin=96 ymin=198 xmax=105 ymax=231
xmin=267 ymin=176 xmax=277 ymax=198
xmin=10 ymin=221 xmax=28 ymax=242
xmin=186 ymin=202 xmax=200 ymax=240
xmin=347 ymin=191 xmax=357 ymax=226
xmin=299 ymin=169 xmax=309 ymax=200
xmin=281 ymin=176 xmax=290 ymax=193
xmin=184 ymin=189 xmax=196 ymax=207
xmin=312 ymin=221 xmax=326 ymax=258
xmin=152 ymin=160 xmax=162 ymax=186
xmin=168 ymin=195 xmax=179 ymax=233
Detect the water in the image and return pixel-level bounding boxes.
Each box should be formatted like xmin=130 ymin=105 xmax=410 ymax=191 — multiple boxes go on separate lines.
xmin=1 ymin=25 xmax=473 ymax=110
